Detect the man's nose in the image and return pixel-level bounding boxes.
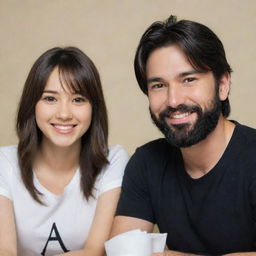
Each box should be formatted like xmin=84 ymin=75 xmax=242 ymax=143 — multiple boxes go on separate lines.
xmin=166 ymin=85 xmax=184 ymax=108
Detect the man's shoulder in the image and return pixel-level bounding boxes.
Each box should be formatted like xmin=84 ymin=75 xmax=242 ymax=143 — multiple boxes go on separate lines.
xmin=136 ymin=137 xmax=172 ymax=153
xmin=131 ymin=138 xmax=177 ymax=164
xmin=232 ymin=122 xmax=256 ymax=165
xmin=235 ymin=122 xmax=256 ymax=144
xmin=124 ymin=138 xmax=176 ymax=182
xmin=237 ymin=122 xmax=256 ymax=132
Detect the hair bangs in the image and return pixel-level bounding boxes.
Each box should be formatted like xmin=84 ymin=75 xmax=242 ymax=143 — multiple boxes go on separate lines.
xmin=58 ymin=64 xmax=91 ymax=102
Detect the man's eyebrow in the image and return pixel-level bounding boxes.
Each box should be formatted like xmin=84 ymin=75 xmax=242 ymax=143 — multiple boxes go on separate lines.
xmin=147 ymin=77 xmax=165 ymax=84
xmin=147 ymin=70 xmax=204 ymax=83
xmin=178 ymin=70 xmax=203 ymax=77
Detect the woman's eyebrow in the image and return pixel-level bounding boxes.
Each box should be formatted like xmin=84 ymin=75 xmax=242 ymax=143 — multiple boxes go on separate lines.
xmin=42 ymin=90 xmax=58 ymax=94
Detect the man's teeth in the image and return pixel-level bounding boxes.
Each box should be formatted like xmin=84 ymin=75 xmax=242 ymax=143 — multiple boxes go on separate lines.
xmin=171 ymin=112 xmax=190 ymax=119
xmin=54 ymin=125 xmax=73 ymax=130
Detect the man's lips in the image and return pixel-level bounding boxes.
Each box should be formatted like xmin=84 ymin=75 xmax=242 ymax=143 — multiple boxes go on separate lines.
xmin=165 ymin=111 xmax=195 ymax=125
xmin=169 ymin=112 xmax=190 ymax=119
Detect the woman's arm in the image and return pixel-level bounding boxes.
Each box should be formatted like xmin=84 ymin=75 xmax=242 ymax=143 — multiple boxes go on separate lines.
xmin=55 ymin=187 xmax=121 ymax=256
xmin=82 ymin=187 xmax=121 ymax=256
xmin=0 ymin=196 xmax=17 ymax=256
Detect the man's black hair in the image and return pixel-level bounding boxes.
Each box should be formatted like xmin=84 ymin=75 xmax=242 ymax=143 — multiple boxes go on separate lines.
xmin=134 ymin=15 xmax=232 ymax=117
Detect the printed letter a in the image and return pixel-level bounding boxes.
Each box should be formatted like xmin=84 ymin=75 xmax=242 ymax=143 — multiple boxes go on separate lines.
xmin=41 ymin=222 xmax=69 ymax=256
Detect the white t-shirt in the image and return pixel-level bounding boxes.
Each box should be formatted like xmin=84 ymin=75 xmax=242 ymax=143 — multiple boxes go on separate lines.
xmin=0 ymin=145 xmax=129 ymax=256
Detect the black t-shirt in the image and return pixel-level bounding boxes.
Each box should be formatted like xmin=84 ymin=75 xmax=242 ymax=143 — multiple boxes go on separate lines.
xmin=116 ymin=123 xmax=256 ymax=255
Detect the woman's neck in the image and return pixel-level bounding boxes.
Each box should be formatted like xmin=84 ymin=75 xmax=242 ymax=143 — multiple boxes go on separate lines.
xmin=34 ymin=139 xmax=81 ymax=174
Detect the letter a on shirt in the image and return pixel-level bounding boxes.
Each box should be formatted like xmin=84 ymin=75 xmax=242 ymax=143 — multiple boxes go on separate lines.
xmin=41 ymin=223 xmax=69 ymax=256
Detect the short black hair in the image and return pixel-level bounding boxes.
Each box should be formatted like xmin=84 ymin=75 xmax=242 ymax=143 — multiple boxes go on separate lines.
xmin=134 ymin=15 xmax=232 ymax=117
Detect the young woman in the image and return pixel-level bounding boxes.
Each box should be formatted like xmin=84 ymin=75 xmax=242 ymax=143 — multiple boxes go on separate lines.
xmin=0 ymin=47 xmax=129 ymax=256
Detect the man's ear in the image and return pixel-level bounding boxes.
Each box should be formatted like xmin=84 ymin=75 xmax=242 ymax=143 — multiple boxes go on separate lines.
xmin=218 ymin=72 xmax=231 ymax=101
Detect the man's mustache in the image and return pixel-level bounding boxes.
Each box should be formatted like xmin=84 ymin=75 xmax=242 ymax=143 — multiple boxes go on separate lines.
xmin=159 ymin=104 xmax=202 ymax=119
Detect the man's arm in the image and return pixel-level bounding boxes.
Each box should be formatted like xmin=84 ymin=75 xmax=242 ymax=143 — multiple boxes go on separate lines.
xmin=111 ymin=216 xmax=256 ymax=256
xmin=153 ymin=252 xmax=202 ymax=256
xmin=110 ymin=216 xmax=154 ymax=237
xmin=111 ymin=217 xmax=204 ymax=256
xmin=111 ymin=216 xmax=198 ymax=256
xmin=153 ymin=251 xmax=256 ymax=256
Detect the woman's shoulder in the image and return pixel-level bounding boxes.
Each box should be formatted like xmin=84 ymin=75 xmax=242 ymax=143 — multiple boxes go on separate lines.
xmin=0 ymin=145 xmax=20 ymax=185
xmin=94 ymin=145 xmax=129 ymax=194
xmin=107 ymin=145 xmax=130 ymax=164
xmin=0 ymin=145 xmax=18 ymax=167
xmin=99 ymin=145 xmax=129 ymax=177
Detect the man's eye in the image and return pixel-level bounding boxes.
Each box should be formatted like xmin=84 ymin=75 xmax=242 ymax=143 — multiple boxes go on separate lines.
xmin=184 ymin=77 xmax=196 ymax=83
xmin=42 ymin=96 xmax=56 ymax=102
xmin=73 ymin=97 xmax=86 ymax=103
xmin=151 ymin=83 xmax=166 ymax=89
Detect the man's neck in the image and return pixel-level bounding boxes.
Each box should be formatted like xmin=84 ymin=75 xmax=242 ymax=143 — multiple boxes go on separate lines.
xmin=180 ymin=117 xmax=235 ymax=179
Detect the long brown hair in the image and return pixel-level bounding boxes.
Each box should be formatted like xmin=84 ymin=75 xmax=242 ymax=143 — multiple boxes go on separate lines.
xmin=16 ymin=47 xmax=109 ymax=204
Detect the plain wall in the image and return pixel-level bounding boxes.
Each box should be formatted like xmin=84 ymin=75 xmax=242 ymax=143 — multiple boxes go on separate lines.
xmin=0 ymin=0 xmax=255 ymax=154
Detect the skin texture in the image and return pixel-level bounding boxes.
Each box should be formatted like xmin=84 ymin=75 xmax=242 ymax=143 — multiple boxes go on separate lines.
xmin=147 ymin=45 xmax=218 ymax=130
xmin=34 ymin=67 xmax=92 ymax=195
xmin=56 ymin=187 xmax=121 ymax=256
xmin=111 ymin=46 xmax=254 ymax=255
xmin=35 ymin=67 xmax=92 ymax=151
xmin=0 ymin=196 xmax=17 ymax=256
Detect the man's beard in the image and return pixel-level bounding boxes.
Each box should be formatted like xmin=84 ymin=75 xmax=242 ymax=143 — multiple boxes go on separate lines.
xmin=150 ymin=93 xmax=222 ymax=148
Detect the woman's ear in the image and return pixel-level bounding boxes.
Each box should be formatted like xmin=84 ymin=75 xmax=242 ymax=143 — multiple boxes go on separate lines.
xmin=218 ymin=72 xmax=231 ymax=101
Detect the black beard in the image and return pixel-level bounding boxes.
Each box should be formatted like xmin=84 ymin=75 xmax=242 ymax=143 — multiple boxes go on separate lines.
xmin=150 ymin=94 xmax=222 ymax=148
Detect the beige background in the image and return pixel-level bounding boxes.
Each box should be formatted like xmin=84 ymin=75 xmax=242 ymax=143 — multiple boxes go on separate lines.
xmin=0 ymin=0 xmax=255 ymax=154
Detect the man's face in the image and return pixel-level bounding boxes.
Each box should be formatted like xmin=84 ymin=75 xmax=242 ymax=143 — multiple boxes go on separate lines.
xmin=146 ymin=45 xmax=224 ymax=148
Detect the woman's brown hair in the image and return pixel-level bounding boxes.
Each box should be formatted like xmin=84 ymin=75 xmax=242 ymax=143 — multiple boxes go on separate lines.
xmin=16 ymin=47 xmax=109 ymax=204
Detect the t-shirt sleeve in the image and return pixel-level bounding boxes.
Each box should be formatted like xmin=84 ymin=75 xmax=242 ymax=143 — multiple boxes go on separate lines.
xmin=116 ymin=147 xmax=156 ymax=224
xmin=98 ymin=145 xmax=129 ymax=195
xmin=249 ymin=171 xmax=256 ymax=248
xmin=249 ymin=171 xmax=256 ymax=215
xmin=0 ymin=149 xmax=13 ymax=200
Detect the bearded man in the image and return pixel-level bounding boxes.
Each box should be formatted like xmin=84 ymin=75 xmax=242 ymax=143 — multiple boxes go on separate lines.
xmin=111 ymin=15 xmax=256 ymax=256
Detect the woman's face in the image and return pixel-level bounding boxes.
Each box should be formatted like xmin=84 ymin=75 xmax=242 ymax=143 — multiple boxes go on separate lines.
xmin=35 ymin=67 xmax=92 ymax=149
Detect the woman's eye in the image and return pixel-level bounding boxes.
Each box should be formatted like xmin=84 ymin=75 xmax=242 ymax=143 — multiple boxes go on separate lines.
xmin=42 ymin=96 xmax=56 ymax=102
xmin=73 ymin=97 xmax=86 ymax=103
